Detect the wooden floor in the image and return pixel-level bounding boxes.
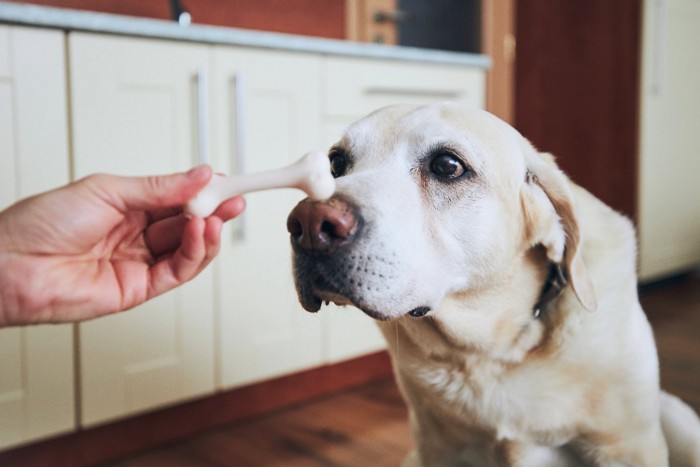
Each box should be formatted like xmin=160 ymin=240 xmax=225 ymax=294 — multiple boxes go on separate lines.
xmin=643 ymin=274 xmax=700 ymax=413
xmin=106 ymin=378 xmax=413 ymax=467
xmin=108 ymin=274 xmax=700 ymax=466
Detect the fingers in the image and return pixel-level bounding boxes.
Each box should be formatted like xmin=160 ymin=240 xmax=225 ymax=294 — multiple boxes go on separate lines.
xmin=84 ymin=165 xmax=214 ymax=213
xmin=144 ymin=195 xmax=245 ymax=259
xmin=80 ymin=168 xmax=246 ymax=300
xmin=211 ymin=196 xmax=246 ymax=221
xmin=147 ymin=216 xmax=223 ymax=298
xmin=144 ymin=214 xmax=189 ymax=258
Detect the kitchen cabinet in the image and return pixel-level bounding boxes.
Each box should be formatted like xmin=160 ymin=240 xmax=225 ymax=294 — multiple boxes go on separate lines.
xmin=69 ymin=33 xmax=217 ymax=426
xmin=1 ymin=15 xmax=487 ymax=438
xmin=0 ymin=26 xmax=74 ymax=449
xmin=211 ymin=48 xmax=325 ymax=388
xmin=323 ymin=56 xmax=485 ymax=122
xmin=638 ymin=0 xmax=700 ymax=280
xmin=320 ymin=56 xmax=486 ymax=362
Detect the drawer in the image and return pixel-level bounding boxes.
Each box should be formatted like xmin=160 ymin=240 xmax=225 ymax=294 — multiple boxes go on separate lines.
xmin=323 ymin=56 xmax=485 ymax=119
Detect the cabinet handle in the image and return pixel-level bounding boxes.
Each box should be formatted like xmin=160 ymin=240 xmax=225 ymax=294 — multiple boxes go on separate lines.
xmin=196 ymin=66 xmax=210 ymax=164
xmin=364 ymin=86 xmax=462 ymax=100
xmin=231 ymin=72 xmax=247 ymax=241
xmin=652 ymin=0 xmax=667 ymax=95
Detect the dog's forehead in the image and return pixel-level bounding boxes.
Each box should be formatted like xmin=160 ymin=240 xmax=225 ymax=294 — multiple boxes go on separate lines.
xmin=342 ymin=103 xmax=525 ymax=170
xmin=341 ymin=105 xmax=416 ymax=159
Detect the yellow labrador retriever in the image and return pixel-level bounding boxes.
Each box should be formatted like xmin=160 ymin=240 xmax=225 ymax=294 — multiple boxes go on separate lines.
xmin=287 ymin=103 xmax=700 ymax=466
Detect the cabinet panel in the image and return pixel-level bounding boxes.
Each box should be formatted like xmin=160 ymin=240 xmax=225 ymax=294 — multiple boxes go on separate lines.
xmin=324 ymin=57 xmax=485 ymax=120
xmin=0 ymin=26 xmax=74 ymax=450
xmin=212 ymin=48 xmax=324 ymax=388
xmin=69 ymin=33 xmax=216 ymax=426
xmin=639 ymin=0 xmax=700 ymax=279
xmin=69 ymin=34 xmax=210 ymax=176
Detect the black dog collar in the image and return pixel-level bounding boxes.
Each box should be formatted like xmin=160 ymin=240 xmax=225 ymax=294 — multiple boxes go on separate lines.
xmin=533 ymin=263 xmax=567 ymax=318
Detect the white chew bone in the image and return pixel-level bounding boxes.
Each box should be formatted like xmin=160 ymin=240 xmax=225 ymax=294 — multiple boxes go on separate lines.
xmin=185 ymin=151 xmax=335 ymax=218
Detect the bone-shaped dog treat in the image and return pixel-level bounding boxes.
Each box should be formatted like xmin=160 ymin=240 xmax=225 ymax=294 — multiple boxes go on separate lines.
xmin=184 ymin=151 xmax=335 ymax=218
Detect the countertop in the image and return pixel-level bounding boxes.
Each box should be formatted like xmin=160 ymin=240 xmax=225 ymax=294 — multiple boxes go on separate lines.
xmin=0 ymin=2 xmax=490 ymax=68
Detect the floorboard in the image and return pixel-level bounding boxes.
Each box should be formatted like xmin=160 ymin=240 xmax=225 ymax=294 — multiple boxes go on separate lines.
xmin=107 ymin=274 xmax=700 ymax=466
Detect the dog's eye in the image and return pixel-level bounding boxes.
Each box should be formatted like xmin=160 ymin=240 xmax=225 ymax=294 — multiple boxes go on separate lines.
xmin=329 ymin=151 xmax=348 ymax=178
xmin=430 ymin=153 xmax=467 ymax=179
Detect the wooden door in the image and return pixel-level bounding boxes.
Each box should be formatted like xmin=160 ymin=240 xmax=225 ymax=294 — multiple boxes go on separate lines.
xmin=211 ymin=47 xmax=324 ymax=388
xmin=346 ymin=0 xmax=398 ymax=44
xmin=69 ymin=33 xmax=216 ymax=426
xmin=515 ymin=0 xmax=642 ymax=220
xmin=0 ymin=26 xmax=74 ymax=449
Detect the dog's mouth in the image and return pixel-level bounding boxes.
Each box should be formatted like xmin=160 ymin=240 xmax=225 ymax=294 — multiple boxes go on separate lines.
xmin=297 ymin=269 xmax=390 ymax=321
xmin=294 ymin=260 xmax=431 ymax=321
xmin=301 ymin=273 xmax=352 ymax=311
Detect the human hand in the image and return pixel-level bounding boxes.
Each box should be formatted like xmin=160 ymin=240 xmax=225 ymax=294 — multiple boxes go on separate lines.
xmin=0 ymin=166 xmax=245 ymax=326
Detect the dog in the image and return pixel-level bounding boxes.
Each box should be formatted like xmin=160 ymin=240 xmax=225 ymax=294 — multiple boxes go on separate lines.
xmin=286 ymin=102 xmax=700 ymax=466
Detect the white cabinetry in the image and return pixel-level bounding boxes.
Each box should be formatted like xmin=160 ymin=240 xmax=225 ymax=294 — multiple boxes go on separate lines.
xmin=320 ymin=57 xmax=486 ymax=362
xmin=211 ymin=48 xmax=324 ymax=388
xmin=0 ymin=26 xmax=74 ymax=449
xmin=69 ymin=33 xmax=217 ymax=426
xmin=638 ymin=0 xmax=700 ymax=280
xmin=1 ymin=24 xmax=486 ymax=439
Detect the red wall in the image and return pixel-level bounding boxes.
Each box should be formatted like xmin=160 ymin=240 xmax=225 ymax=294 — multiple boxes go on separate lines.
xmin=11 ymin=0 xmax=346 ymax=39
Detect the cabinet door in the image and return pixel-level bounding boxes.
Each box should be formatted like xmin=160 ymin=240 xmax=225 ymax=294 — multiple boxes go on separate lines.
xmin=69 ymin=33 xmax=216 ymax=426
xmin=639 ymin=0 xmax=700 ymax=280
xmin=0 ymin=26 xmax=74 ymax=449
xmin=211 ymin=48 xmax=323 ymax=388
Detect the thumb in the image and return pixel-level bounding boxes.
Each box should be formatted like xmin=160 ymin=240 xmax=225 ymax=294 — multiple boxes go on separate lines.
xmin=89 ymin=166 xmax=213 ymax=212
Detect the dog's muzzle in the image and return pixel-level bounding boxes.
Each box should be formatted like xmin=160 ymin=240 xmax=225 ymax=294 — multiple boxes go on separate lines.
xmin=287 ymin=196 xmax=361 ymax=313
xmin=288 ymin=197 xmax=432 ymax=320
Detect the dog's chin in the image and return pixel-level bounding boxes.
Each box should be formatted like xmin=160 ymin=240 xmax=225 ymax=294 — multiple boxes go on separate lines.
xmin=298 ymin=284 xmax=426 ymax=322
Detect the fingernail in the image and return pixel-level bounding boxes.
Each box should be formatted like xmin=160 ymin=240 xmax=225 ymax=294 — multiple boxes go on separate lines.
xmin=187 ymin=165 xmax=207 ymax=179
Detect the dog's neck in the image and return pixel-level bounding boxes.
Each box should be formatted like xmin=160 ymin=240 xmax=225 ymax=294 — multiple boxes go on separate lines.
xmin=388 ymin=247 xmax=571 ymax=365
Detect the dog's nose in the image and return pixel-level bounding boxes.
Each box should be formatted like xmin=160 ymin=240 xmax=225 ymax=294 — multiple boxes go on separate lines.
xmin=287 ymin=198 xmax=358 ymax=254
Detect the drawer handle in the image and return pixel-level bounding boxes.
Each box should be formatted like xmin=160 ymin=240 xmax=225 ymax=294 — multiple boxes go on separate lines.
xmin=231 ymin=72 xmax=247 ymax=241
xmin=364 ymin=87 xmax=463 ymax=100
xmin=196 ymin=66 xmax=209 ymax=164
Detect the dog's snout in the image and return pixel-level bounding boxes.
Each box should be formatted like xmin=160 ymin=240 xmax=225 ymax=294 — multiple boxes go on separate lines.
xmin=287 ymin=198 xmax=359 ymax=254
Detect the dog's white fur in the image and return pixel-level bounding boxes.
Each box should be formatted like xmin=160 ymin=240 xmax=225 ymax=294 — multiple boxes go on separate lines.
xmin=291 ymin=103 xmax=700 ymax=466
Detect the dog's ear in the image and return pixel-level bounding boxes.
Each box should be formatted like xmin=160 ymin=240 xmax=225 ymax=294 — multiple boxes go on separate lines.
xmin=519 ymin=142 xmax=597 ymax=311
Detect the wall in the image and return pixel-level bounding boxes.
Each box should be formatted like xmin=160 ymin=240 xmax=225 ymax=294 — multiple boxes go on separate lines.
xmin=9 ymin=0 xmax=346 ymax=38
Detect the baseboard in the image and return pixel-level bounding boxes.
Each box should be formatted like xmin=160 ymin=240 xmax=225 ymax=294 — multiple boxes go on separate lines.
xmin=638 ymin=270 xmax=695 ymax=296
xmin=0 ymin=351 xmax=393 ymax=467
